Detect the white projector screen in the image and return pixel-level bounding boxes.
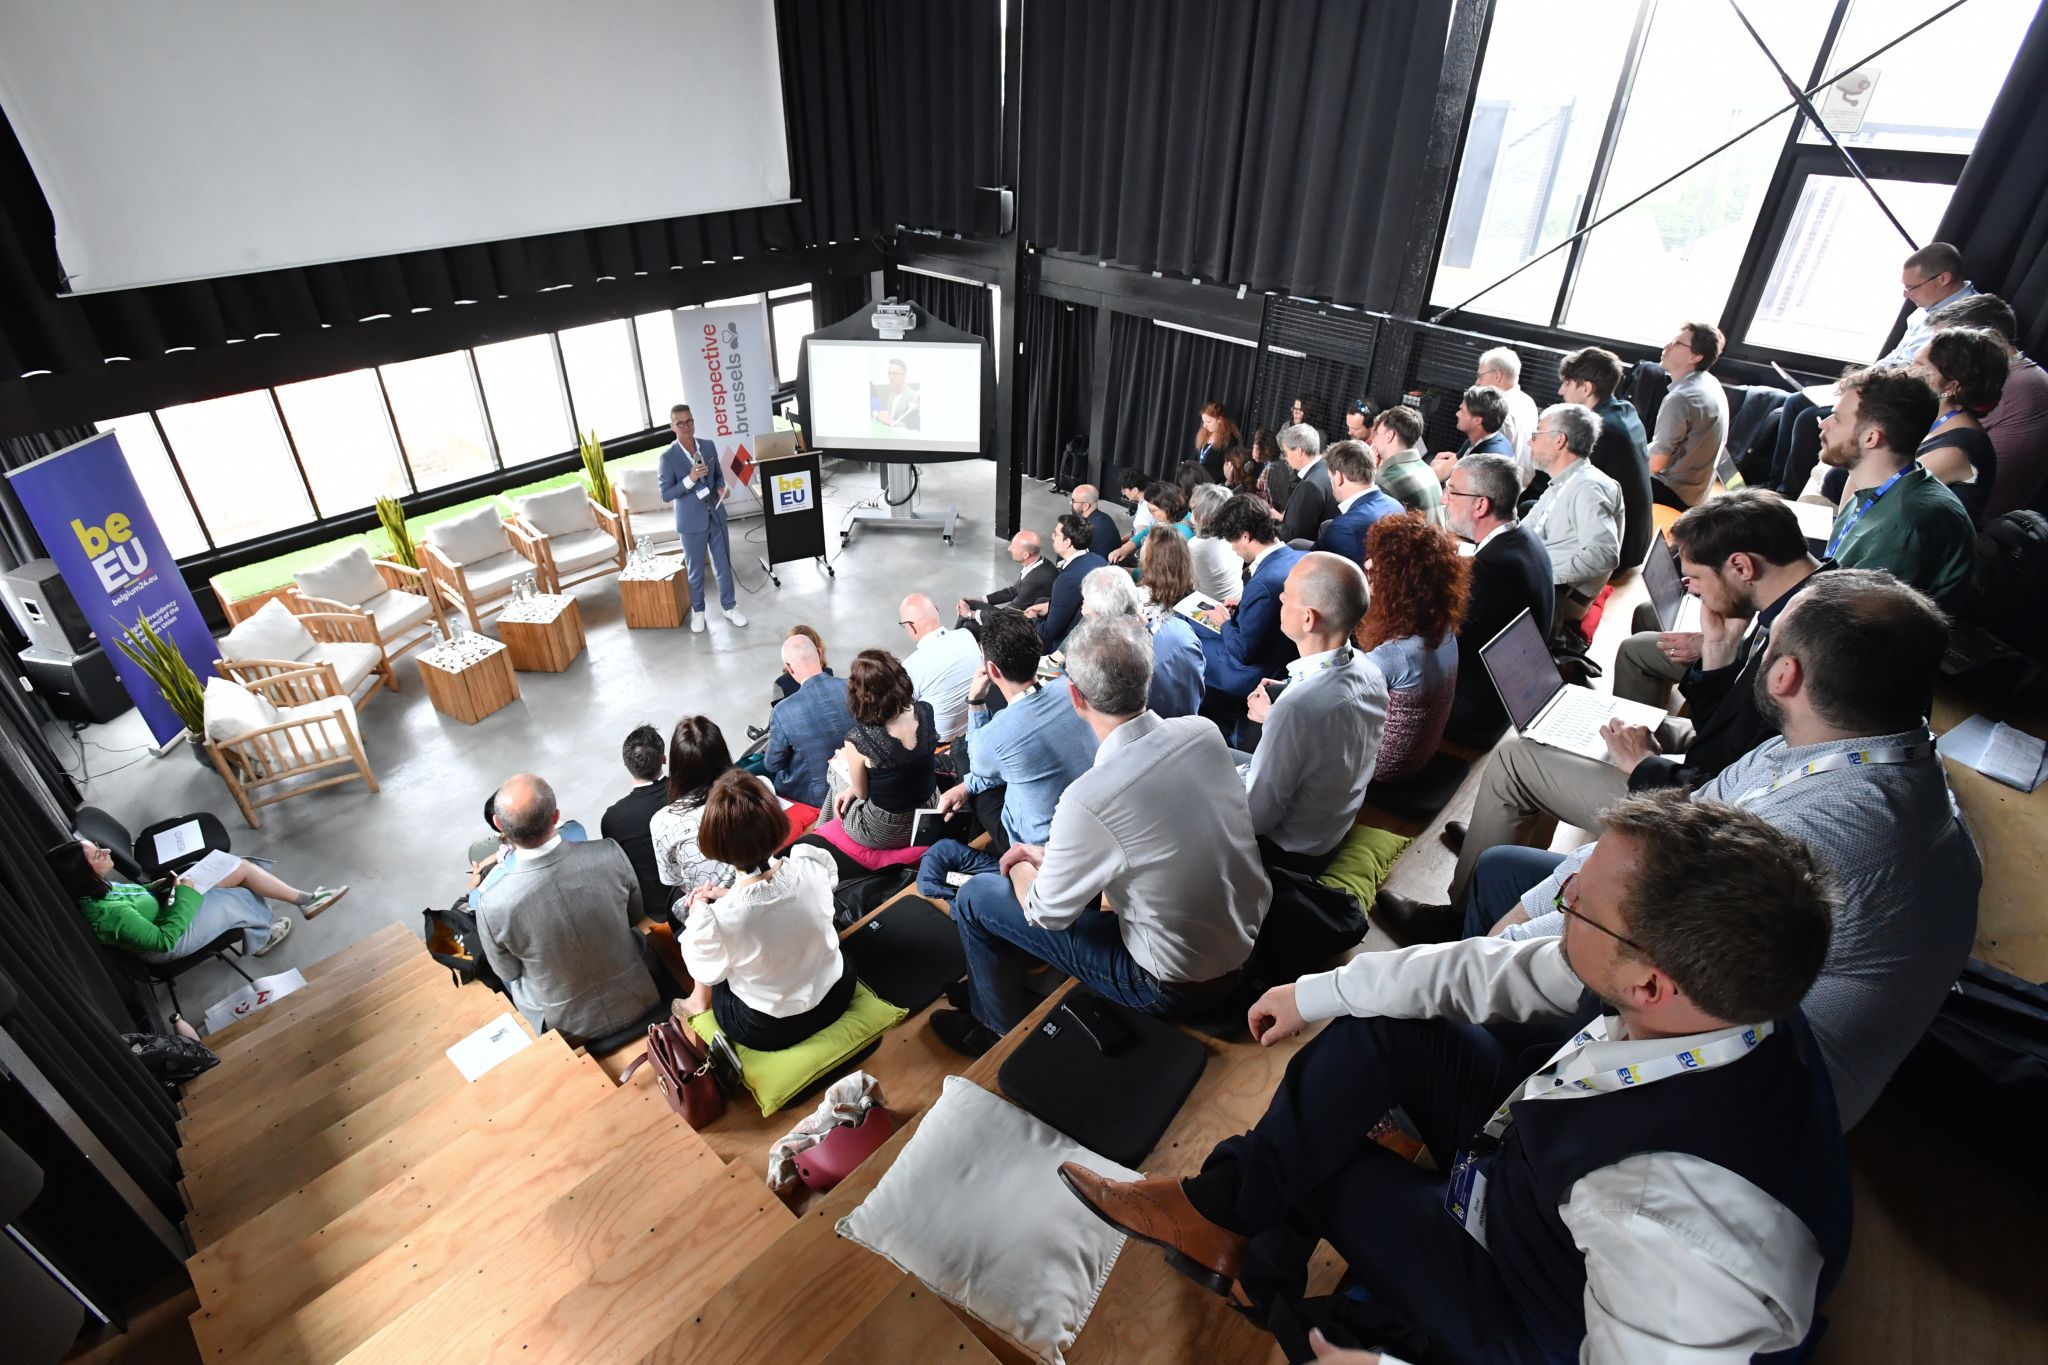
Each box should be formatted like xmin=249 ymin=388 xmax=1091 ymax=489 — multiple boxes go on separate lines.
xmin=806 ymin=340 xmax=985 ymax=455
xmin=0 ymin=0 xmax=791 ymax=294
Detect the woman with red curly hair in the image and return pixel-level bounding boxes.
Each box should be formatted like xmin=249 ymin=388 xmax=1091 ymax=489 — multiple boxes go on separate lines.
xmin=1357 ymin=515 xmax=1471 ymax=782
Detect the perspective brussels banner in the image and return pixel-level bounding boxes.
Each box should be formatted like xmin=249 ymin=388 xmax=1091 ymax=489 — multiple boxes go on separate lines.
xmin=5 ymin=431 xmax=217 ymax=743
xmin=673 ymin=300 xmax=778 ymax=520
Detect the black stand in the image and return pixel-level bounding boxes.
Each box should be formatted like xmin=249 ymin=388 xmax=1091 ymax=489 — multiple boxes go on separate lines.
xmin=755 ymin=447 xmax=834 ymax=588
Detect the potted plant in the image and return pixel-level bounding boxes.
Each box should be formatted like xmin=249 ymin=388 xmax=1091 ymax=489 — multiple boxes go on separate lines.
xmin=376 ymin=494 xmax=419 ymax=571
xmin=579 ymin=428 xmax=614 ymax=510
xmin=111 ymin=613 xmax=210 ymax=763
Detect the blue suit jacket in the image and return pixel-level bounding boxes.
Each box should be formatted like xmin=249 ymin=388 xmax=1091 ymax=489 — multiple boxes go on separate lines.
xmin=763 ymin=674 xmax=855 ymax=807
xmin=1461 ymin=431 xmax=1514 ymax=458
xmin=1203 ymin=545 xmax=1304 ymax=697
xmin=1038 ymin=551 xmax=1109 ymax=650
xmin=1314 ymin=488 xmax=1405 ymax=563
xmin=1084 ymin=509 xmax=1124 ymax=559
xmin=658 ymin=437 xmax=727 ymax=537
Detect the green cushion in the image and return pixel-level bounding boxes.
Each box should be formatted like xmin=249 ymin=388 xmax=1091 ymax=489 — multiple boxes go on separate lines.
xmin=690 ymin=980 xmax=908 ymax=1116
xmin=1318 ymin=824 xmax=1413 ymax=906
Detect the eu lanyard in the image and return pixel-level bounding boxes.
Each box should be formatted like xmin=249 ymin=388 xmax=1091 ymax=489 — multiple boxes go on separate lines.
xmin=1732 ymin=738 xmax=1935 ymax=806
xmin=1825 ymin=468 xmax=1906 ymax=558
xmin=1474 ymin=1020 xmax=1776 ymax=1147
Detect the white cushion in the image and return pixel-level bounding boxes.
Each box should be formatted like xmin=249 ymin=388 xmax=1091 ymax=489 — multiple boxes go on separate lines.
xmin=615 ymin=465 xmax=667 ymax=514
xmin=294 ymin=545 xmax=385 ymax=607
xmin=305 ymin=641 xmax=383 ymax=696
xmin=836 ymin=1077 xmax=1138 ymax=1364
xmin=462 ymin=550 xmax=533 ymax=599
xmin=548 ymin=527 xmax=620 ymax=576
xmin=219 ymin=598 xmax=316 ymax=664
xmin=423 ymin=506 xmax=511 ymax=567
xmin=517 ymin=486 xmax=597 ymax=538
xmin=202 ymin=676 xmax=281 ymax=743
xmin=627 ymin=517 xmax=680 ymax=549
xmin=274 ymin=694 xmax=361 ymax=767
xmin=364 ymin=589 xmax=432 ymax=638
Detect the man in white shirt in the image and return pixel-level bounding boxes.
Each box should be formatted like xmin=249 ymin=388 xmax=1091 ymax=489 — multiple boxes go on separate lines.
xmin=1523 ymin=403 xmax=1624 ymax=631
xmin=898 ymin=593 xmax=981 ymax=742
xmin=933 ymin=617 xmax=1270 ymax=1057
xmin=1242 ymin=553 xmax=1386 ymax=873
xmin=1059 ymin=792 xmax=1849 ymax=1364
xmin=1478 ymin=346 xmax=1541 ymax=484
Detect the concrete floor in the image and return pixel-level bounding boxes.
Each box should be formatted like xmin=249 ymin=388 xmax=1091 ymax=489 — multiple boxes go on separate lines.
xmin=66 ymin=460 xmax=1085 ymax=1027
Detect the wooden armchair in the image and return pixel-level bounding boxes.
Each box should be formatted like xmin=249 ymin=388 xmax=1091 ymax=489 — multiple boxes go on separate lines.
xmin=288 ymin=546 xmax=446 ymax=665
xmin=204 ymin=664 xmax=379 ymax=830
xmin=511 ymin=486 xmax=626 ymax=595
xmin=417 ymin=506 xmax=550 ymax=632
xmin=611 ymin=465 xmax=680 ymax=556
xmin=214 ymin=597 xmax=392 ymax=711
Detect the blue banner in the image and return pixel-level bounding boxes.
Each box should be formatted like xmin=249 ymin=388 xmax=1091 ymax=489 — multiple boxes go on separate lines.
xmin=6 ymin=431 xmax=217 ymax=743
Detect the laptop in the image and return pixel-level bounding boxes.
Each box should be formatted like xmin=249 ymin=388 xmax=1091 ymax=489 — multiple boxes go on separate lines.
xmin=1478 ymin=610 xmax=1670 ymax=762
xmin=1641 ymin=534 xmax=1701 ymax=632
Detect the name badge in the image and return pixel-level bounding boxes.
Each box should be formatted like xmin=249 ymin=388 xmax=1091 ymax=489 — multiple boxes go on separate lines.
xmin=1443 ymin=1149 xmax=1492 ymax=1250
xmin=693 ymin=480 xmax=713 ymax=502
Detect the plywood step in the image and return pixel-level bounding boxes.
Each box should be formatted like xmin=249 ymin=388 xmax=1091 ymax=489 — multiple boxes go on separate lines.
xmin=196 ymin=948 xmax=446 ymax=1076
xmin=818 ymin=1279 xmax=1001 ymax=1364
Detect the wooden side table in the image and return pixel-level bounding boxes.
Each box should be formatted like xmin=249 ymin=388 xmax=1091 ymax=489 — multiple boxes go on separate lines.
xmin=619 ymin=558 xmax=689 ymax=629
xmin=417 ymin=637 xmax=519 ymax=724
xmin=497 ymin=594 xmax=586 ymax=672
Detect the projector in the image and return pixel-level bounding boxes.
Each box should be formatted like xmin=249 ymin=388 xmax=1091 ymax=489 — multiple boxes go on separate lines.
xmin=870 ymin=302 xmax=918 ymax=339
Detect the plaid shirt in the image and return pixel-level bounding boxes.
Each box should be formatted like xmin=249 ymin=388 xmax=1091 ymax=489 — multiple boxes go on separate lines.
xmin=764 ymin=675 xmax=855 ymax=807
xmin=1378 ymin=449 xmax=1446 ymax=528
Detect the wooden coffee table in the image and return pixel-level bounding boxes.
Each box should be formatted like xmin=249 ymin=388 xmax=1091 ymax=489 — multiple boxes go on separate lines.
xmin=417 ymin=637 xmax=520 ymax=725
xmin=496 ymin=594 xmax=586 ymax=672
xmin=619 ymin=558 xmax=689 ymax=629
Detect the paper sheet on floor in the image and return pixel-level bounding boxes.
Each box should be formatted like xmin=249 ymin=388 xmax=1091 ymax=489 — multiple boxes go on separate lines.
xmin=445 ymin=1012 xmax=533 ymax=1081
xmin=201 ymin=968 xmax=307 ymax=1034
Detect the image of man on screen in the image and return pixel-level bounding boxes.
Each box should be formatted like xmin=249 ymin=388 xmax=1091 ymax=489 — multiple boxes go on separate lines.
xmin=872 ymin=357 xmax=922 ymax=434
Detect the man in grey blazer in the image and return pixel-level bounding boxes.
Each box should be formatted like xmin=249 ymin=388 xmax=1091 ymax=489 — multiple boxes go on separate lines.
xmin=1275 ymin=423 xmax=1338 ymax=544
xmin=475 ymin=774 xmax=660 ymax=1045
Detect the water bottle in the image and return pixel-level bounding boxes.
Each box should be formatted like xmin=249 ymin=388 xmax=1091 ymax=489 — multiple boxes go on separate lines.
xmin=430 ymin=621 xmax=447 ymax=649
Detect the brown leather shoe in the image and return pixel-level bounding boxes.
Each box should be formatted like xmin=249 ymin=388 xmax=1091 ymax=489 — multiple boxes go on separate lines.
xmin=1057 ymin=1162 xmax=1247 ymax=1298
xmin=1372 ymin=889 xmax=1464 ymax=947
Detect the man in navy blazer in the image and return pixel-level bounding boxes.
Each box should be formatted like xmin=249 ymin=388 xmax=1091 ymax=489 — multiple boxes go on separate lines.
xmin=1034 ymin=514 xmax=1110 ymax=650
xmin=1200 ymin=494 xmax=1305 ymax=703
xmin=656 ymin=404 xmax=746 ymax=632
xmin=1071 ymin=484 xmax=1125 ymax=561
xmin=1275 ymin=425 xmax=1339 ymax=544
xmin=1444 ymin=453 xmax=1554 ymax=746
xmin=1313 ymin=440 xmax=1405 ymax=563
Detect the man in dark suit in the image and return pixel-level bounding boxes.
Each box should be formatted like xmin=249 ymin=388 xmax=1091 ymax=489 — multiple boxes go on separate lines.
xmin=1200 ymin=495 xmax=1305 ymax=729
xmin=1070 ymin=484 xmax=1124 ymax=560
xmin=1276 ymin=423 xmax=1338 ymax=543
xmin=1559 ymin=346 xmax=1656 ymax=573
xmin=656 ymin=403 xmax=747 ymax=632
xmin=958 ymin=530 xmax=1055 ymax=626
xmin=599 ymin=725 xmax=670 ymax=923
xmin=1313 ymin=440 xmax=1405 ymax=564
xmin=1444 ymin=453 xmax=1554 ymax=746
xmin=1033 ymin=514 xmax=1110 ymax=650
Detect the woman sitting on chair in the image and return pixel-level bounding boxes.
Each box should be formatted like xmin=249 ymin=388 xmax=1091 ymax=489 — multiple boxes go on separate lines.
xmin=679 ymin=771 xmax=853 ymax=1050
xmin=45 ymin=839 xmax=345 ymax=962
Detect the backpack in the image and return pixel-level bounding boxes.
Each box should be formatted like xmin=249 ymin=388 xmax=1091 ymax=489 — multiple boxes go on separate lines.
xmin=1236 ymin=867 xmax=1368 ymax=998
xmin=830 ymin=866 xmax=917 ymax=932
xmin=1966 ymin=510 xmax=2048 ymax=655
xmin=1891 ymin=958 xmax=2048 ymax=1161
xmin=423 ymin=894 xmax=507 ymax=994
xmin=122 ymin=1031 xmax=219 ymax=1086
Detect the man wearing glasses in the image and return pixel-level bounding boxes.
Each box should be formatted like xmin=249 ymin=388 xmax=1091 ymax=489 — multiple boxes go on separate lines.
xmin=1059 ymin=791 xmax=1849 ymax=1363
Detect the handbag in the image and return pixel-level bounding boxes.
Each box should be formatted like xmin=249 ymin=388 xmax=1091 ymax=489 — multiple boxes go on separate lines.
xmin=620 ymin=1017 xmax=726 ymax=1129
xmin=794 ymin=1106 xmax=895 ymax=1192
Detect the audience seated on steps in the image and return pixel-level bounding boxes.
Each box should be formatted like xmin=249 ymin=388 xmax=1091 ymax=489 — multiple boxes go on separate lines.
xmin=1310 ymin=440 xmax=1403 ymax=565
xmin=1442 ymin=453 xmax=1554 ymax=747
xmin=930 ymin=616 xmax=1270 ymax=1059
xmin=814 ymin=650 xmax=938 ymax=854
xmin=1357 ymin=515 xmax=1469 ymax=784
xmin=1457 ymin=573 xmax=1979 ymax=1130
xmin=1647 ymin=320 xmax=1731 ymax=511
xmin=1068 ymin=483 xmax=1125 ymax=561
xmin=1250 ymin=426 xmax=1298 ymax=515
xmin=1059 ymin=792 xmax=1849 ymax=1363
xmin=1272 ymin=424 xmax=1335 ymax=546
xmin=1085 ymin=537 xmax=1205 ymax=722
xmin=1523 ymin=402 xmax=1624 ymax=637
xmin=1901 ymin=323 xmax=2010 ymax=526
xmin=1239 ymin=552 xmax=1385 ymax=878
xmin=1932 ymin=292 xmax=2048 ymax=519
xmin=650 ymin=716 xmax=740 ymax=921
xmin=957 ymin=530 xmax=1055 ymax=628
xmin=763 ymin=632 xmax=855 ymax=807
xmin=1818 ymin=364 xmax=1976 ymax=608
xmin=897 ymin=593 xmax=981 ymax=742
xmin=1105 ymin=481 xmax=1192 ymax=569
xmin=1426 ymin=384 xmax=1514 ymax=485
xmin=1030 ymin=513 xmax=1110 ymax=650
xmin=678 ymin=771 xmax=854 ymax=1051
xmin=1196 ymin=493 xmax=1304 ymax=744
xmin=769 ymin=624 xmax=834 ymax=706
xmin=1118 ymin=468 xmax=1155 ymax=540
xmin=1555 ymin=345 xmax=1656 ymax=573
xmin=602 ymin=724 xmax=674 ymax=924
xmin=468 ymin=789 xmax=588 ymax=893
xmin=1367 ymin=404 xmax=1445 ymax=528
xmin=473 ymin=773 xmax=659 ymax=1048
xmin=1186 ymin=483 xmax=1247 ymax=603
xmin=47 ymin=838 xmax=343 ymax=962
xmin=1476 ymin=344 xmax=1542 ymax=481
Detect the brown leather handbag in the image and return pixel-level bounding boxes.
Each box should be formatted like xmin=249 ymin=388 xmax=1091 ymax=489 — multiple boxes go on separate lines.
xmin=620 ymin=1017 xmax=725 ymax=1129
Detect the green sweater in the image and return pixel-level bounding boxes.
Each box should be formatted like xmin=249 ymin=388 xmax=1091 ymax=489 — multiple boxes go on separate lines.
xmin=78 ymin=882 xmax=203 ymax=954
xmin=1829 ymin=464 xmax=1975 ymax=607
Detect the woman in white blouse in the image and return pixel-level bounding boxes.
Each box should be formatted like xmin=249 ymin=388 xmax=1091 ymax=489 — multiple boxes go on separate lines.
xmin=679 ymin=770 xmax=852 ymax=1050
xmin=649 ymin=716 xmax=738 ymax=919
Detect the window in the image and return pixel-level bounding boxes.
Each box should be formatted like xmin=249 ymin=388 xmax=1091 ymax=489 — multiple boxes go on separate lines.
xmin=557 ymin=320 xmax=646 ymax=440
xmin=379 ymin=352 xmax=494 ymax=489
xmin=273 ymin=369 xmax=409 ymax=514
xmin=93 ymin=414 xmax=209 ymax=557
xmin=473 ymin=335 xmax=573 ymax=465
xmin=1803 ymin=0 xmax=2036 ymax=154
xmin=635 ymin=310 xmax=685 ymax=418
xmin=769 ymin=296 xmax=814 ymax=382
xmin=154 ymin=392 xmax=313 ymax=547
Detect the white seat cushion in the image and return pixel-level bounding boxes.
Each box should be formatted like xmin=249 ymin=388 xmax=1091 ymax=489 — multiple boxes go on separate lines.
xmin=628 ymin=518 xmax=680 ymax=549
xmin=517 ymin=486 xmax=597 ymax=537
xmin=305 ymin=641 xmax=383 ymax=696
xmin=423 ymin=506 xmax=512 ymax=567
xmin=615 ymin=465 xmax=667 ymax=514
xmin=202 ymin=676 xmax=282 ymax=742
xmin=363 ymin=589 xmax=432 ymax=638
xmin=273 ymin=694 xmax=362 ymax=767
xmin=294 ymin=545 xmax=385 ymax=606
xmin=219 ymin=598 xmax=317 ymax=664
xmin=461 ymin=550 xmax=532 ymax=599
xmin=549 ymin=527 xmax=621 ymax=576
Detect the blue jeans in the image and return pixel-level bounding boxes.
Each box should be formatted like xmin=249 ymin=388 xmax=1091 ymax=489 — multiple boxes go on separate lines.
xmin=140 ymin=886 xmax=274 ymax=963
xmin=1463 ymin=846 xmax=1567 ymax=939
xmin=916 ymin=839 xmax=1000 ymax=903
xmin=680 ymin=514 xmax=736 ymax=611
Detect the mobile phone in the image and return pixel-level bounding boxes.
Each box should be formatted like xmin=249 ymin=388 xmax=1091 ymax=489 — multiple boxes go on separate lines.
xmin=1261 ymin=677 xmax=1291 ymax=704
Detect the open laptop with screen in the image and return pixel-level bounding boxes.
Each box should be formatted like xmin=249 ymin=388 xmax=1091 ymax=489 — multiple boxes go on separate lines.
xmin=1642 ymin=534 xmax=1701 ymax=632
xmin=1478 ymin=610 xmax=1669 ymax=762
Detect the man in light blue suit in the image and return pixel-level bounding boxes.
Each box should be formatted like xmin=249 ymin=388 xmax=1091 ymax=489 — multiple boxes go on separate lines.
xmin=657 ymin=404 xmax=747 ymax=632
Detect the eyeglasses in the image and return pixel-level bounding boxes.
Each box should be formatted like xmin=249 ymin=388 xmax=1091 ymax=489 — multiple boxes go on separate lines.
xmin=898 ymin=620 xmax=917 ymax=630
xmin=1552 ymin=873 xmax=1646 ymax=954
xmin=1443 ymin=488 xmax=1483 ymax=500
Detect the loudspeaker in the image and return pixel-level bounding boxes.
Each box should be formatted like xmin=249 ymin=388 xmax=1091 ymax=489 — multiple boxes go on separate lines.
xmin=19 ymin=644 xmax=130 ymax=725
xmin=4 ymin=558 xmax=95 ymax=653
xmin=973 ymin=185 xmax=1014 ymax=237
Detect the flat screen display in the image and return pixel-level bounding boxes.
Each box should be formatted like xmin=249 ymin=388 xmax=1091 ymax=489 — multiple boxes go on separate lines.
xmin=804 ymin=339 xmax=984 ymax=455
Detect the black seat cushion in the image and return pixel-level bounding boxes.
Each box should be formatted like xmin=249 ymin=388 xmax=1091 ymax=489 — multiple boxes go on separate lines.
xmin=843 ymin=894 xmax=968 ymax=1014
xmin=998 ymin=991 xmax=1208 ymax=1168
xmin=131 ymin=811 xmax=233 ymax=879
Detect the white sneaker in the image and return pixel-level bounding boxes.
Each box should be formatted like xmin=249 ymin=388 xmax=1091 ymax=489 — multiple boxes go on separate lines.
xmin=690 ymin=612 xmax=706 ymax=634
xmin=254 ymin=916 xmax=293 ymax=956
xmin=724 ymin=606 xmax=749 ymax=627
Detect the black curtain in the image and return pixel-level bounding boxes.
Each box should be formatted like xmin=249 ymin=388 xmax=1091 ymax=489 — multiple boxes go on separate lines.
xmin=1935 ymin=2 xmax=2048 ymax=359
xmin=1019 ymin=0 xmax=1453 ymax=308
xmin=0 ymin=427 xmax=92 ymax=570
xmin=1020 ymin=295 xmax=1096 ymax=481
xmin=896 ymin=271 xmax=994 ymax=339
xmin=0 ymin=0 xmax=999 ymax=383
xmin=811 ymin=271 xmax=874 ymax=330
xmin=1099 ymin=313 xmax=1256 ymax=484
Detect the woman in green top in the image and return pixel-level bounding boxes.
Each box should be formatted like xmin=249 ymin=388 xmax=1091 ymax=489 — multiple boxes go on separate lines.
xmin=44 ymin=840 xmax=345 ymax=963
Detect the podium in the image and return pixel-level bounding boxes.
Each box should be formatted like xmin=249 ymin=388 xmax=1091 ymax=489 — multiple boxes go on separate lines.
xmin=754 ymin=444 xmax=835 ymax=587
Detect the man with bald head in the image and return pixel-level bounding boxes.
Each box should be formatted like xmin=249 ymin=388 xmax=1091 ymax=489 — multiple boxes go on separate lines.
xmin=958 ymin=530 xmax=1055 ymax=625
xmin=900 ymin=591 xmax=982 ymax=741
xmin=1241 ymin=552 xmax=1387 ymax=873
xmin=764 ymin=633 xmax=855 ymax=806
xmin=1070 ymin=484 xmax=1125 ymax=560
xmin=474 ymin=773 xmax=659 ymax=1046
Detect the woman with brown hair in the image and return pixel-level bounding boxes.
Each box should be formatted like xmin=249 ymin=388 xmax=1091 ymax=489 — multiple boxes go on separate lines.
xmin=678 ymin=769 xmax=852 ymax=1049
xmin=649 ymin=715 xmax=737 ymax=915
xmin=828 ymin=649 xmax=938 ymax=849
xmin=1193 ymin=400 xmax=1242 ymax=483
xmin=1913 ymin=325 xmax=2008 ymax=524
xmin=1138 ymin=511 xmax=1197 ymax=622
xmin=1250 ymin=426 xmax=1296 ymax=513
xmin=1356 ymin=515 xmax=1471 ymax=783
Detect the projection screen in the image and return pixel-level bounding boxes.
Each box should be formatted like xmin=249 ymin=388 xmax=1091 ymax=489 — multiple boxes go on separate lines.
xmin=0 ymin=0 xmax=792 ymax=294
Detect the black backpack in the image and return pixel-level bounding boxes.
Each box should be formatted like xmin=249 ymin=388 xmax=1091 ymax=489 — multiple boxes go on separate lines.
xmin=423 ymin=894 xmax=507 ymax=994
xmin=1236 ymin=867 xmax=1368 ymax=998
xmin=1965 ymin=510 xmax=2048 ymax=655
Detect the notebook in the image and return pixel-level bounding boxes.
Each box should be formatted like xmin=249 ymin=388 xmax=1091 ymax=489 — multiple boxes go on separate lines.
xmin=1478 ymin=610 xmax=1669 ymax=762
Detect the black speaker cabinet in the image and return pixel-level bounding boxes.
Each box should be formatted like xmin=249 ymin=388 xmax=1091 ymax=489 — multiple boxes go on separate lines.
xmin=4 ymin=558 xmax=95 ymax=653
xmin=19 ymin=644 xmax=130 ymax=725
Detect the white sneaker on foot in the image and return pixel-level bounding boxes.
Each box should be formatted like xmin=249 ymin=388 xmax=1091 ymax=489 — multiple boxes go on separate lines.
xmin=300 ymin=885 xmax=349 ymax=916
xmin=690 ymin=612 xmax=706 ymax=634
xmin=724 ymin=606 xmax=748 ymax=627
xmin=254 ymin=916 xmax=293 ymax=955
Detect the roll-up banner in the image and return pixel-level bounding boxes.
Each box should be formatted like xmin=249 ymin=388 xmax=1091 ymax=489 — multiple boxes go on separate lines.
xmin=674 ymin=300 xmax=778 ymax=520
xmin=5 ymin=432 xmax=217 ymax=743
